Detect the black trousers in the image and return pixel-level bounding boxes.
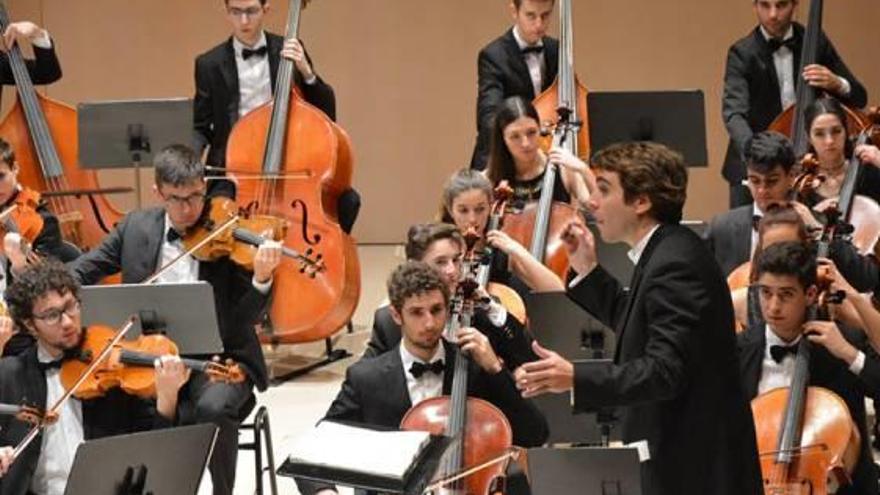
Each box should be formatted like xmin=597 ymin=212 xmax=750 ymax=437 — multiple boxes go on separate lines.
xmin=178 ymin=373 xmax=253 ymax=495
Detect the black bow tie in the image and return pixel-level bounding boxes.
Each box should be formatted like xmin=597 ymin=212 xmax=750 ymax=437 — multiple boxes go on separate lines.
xmin=38 ymin=358 xmax=63 ymax=372
xmin=241 ymin=45 xmax=268 ymax=60
xmin=770 ymin=343 xmax=798 ymax=364
xmin=767 ymin=37 xmax=796 ymax=52
xmin=166 ymin=228 xmax=182 ymax=243
xmin=409 ymin=360 xmax=445 ymax=379
xmin=521 ymin=45 xmax=543 ymax=56
xmin=752 ymin=215 xmax=762 ymax=231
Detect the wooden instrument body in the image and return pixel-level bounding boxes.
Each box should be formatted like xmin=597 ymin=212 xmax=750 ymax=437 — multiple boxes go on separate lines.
xmin=533 ymin=75 xmax=590 ymax=160
xmin=501 ymin=201 xmax=577 ymax=279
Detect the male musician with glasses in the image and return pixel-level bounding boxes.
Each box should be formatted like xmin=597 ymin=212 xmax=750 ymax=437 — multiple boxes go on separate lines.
xmin=296 ymin=261 xmax=548 ymax=495
xmin=60 ymin=144 xmax=282 ymax=495
xmin=471 ymin=0 xmax=558 ymax=171
xmin=0 ymin=21 xmax=61 ymax=86
xmin=721 ymin=0 xmax=867 ymax=208
xmin=0 ymin=260 xmax=188 ymax=495
xmin=194 ymin=0 xmax=360 ymax=234
xmin=737 ymin=241 xmax=880 ymax=494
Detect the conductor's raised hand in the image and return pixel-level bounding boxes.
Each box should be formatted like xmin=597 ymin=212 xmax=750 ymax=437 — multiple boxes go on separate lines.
xmin=560 ymin=220 xmax=596 ymax=276
xmin=514 ymin=341 xmax=573 ymax=398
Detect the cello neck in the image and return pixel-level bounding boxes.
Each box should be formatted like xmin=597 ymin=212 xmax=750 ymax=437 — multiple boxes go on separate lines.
xmin=791 ymin=0 xmax=823 ymax=156
xmin=443 ymin=309 xmax=471 ymax=493
xmin=262 ymin=0 xmax=306 ymax=175
xmin=0 ymin=2 xmax=64 ymax=181
xmin=775 ymin=337 xmax=811 ymax=464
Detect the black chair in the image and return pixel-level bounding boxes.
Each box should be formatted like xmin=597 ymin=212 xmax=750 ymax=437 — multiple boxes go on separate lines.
xmin=238 ymin=395 xmax=278 ymax=495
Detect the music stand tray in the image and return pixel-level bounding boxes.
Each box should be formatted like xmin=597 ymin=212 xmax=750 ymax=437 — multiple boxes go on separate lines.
xmin=278 ymin=432 xmax=452 ymax=495
xmin=588 ymin=90 xmax=707 ymax=167
xmin=64 ymin=423 xmax=218 ymax=495
xmin=79 ymin=282 xmax=224 ymax=356
xmin=527 ymin=446 xmax=643 ymax=495
xmin=77 ymin=98 xmax=193 ymax=208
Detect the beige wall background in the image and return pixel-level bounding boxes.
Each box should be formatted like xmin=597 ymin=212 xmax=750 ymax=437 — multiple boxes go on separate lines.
xmin=4 ymin=0 xmax=879 ymax=243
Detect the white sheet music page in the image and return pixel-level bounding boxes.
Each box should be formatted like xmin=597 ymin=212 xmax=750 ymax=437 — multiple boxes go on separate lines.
xmin=289 ymin=421 xmax=432 ymax=480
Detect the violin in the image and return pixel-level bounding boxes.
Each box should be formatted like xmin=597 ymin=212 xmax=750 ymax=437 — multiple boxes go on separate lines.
xmin=0 ymin=188 xmax=46 ymax=266
xmin=479 ymin=182 xmax=527 ymax=325
xmin=400 ymin=233 xmax=513 ymax=495
xmin=168 ymin=196 xmax=324 ymax=276
xmin=59 ymin=325 xmax=246 ymax=400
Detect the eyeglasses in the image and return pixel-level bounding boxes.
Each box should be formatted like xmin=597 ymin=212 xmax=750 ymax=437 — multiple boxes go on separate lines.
xmin=227 ymin=6 xmax=263 ymax=18
xmin=161 ymin=191 xmax=206 ymax=208
xmin=33 ymin=299 xmax=81 ymax=327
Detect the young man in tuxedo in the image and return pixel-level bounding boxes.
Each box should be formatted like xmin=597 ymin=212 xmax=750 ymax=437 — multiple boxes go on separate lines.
xmin=297 ymin=261 xmax=548 ymax=495
xmin=0 ymin=261 xmax=188 ymax=495
xmin=514 ymin=142 xmax=762 ymax=495
xmin=0 ymin=21 xmax=61 ymax=86
xmin=194 ymin=0 xmax=359 ymax=233
xmin=62 ymin=144 xmax=282 ymax=495
xmin=721 ymin=0 xmax=867 ymax=208
xmin=471 ymin=0 xmax=558 ymax=170
xmin=704 ymin=131 xmax=879 ymax=291
xmin=739 ymin=241 xmax=880 ymax=494
xmin=363 ymin=223 xmax=538 ymax=370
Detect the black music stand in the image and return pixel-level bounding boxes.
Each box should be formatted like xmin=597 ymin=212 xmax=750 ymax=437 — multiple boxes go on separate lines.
xmin=524 ymin=291 xmax=620 ymax=445
xmin=64 ymin=424 xmax=218 ymax=495
xmin=588 ymin=90 xmax=707 ymax=167
xmin=527 ymin=446 xmax=643 ymax=495
xmin=77 ymin=98 xmax=193 ymax=209
xmin=78 ymin=282 xmax=224 ymax=356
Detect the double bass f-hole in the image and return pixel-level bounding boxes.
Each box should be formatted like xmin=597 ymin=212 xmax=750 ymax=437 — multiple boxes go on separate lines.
xmin=290 ymin=198 xmax=322 ymax=246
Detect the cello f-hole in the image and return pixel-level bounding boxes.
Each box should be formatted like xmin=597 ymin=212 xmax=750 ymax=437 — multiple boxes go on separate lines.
xmin=290 ymin=198 xmax=321 ymax=245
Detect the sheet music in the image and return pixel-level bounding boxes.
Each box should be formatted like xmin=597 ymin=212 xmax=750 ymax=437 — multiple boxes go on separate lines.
xmin=289 ymin=421 xmax=432 ymax=480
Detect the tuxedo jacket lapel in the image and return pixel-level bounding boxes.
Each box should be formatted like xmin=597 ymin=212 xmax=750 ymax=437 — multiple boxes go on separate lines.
xmin=385 ymin=348 xmax=412 ymax=411
xmin=732 ymin=207 xmax=752 ymax=265
xmin=501 ymin=29 xmax=536 ymax=99
xmin=542 ymin=36 xmax=558 ymax=91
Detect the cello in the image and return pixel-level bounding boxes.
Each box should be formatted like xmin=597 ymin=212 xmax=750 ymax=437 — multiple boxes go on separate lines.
xmin=751 ymin=263 xmax=861 ymax=493
xmin=225 ymin=0 xmax=360 ymax=344
xmin=502 ymin=0 xmax=585 ymax=279
xmin=400 ymin=237 xmax=513 ymax=495
xmin=767 ymin=0 xmax=871 ymax=155
xmin=0 ymin=2 xmax=125 ymax=250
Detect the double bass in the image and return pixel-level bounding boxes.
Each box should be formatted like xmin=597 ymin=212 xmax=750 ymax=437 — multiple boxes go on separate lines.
xmin=767 ymin=0 xmax=872 ymax=154
xmin=502 ymin=0 xmax=586 ymax=279
xmin=225 ymin=0 xmax=360 ymax=344
xmin=0 ymin=3 xmax=125 ymax=250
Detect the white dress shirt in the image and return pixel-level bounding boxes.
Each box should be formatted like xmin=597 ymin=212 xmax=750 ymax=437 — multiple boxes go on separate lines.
xmin=758 ymin=324 xmax=865 ymax=395
xmin=233 ymin=32 xmax=273 ymax=118
xmin=626 ymin=224 xmax=661 ymax=266
xmin=30 ymin=345 xmax=84 ymax=495
xmin=154 ymin=214 xmax=200 ymax=285
xmin=399 ymin=343 xmax=446 ymax=407
xmin=512 ymin=26 xmax=545 ymax=98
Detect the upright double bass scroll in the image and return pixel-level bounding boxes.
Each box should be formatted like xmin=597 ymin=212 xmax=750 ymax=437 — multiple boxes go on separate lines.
xmin=0 ymin=2 xmax=125 ymax=251
xmin=225 ymin=0 xmax=360 ymax=344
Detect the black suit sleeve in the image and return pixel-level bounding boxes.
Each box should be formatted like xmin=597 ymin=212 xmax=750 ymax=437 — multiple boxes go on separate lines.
xmin=566 ymin=266 xmax=629 ymax=330
xmin=573 ymin=260 xmax=706 ymax=410
xmin=474 ymin=309 xmax=537 ymax=371
xmin=819 ymin=33 xmax=867 ymax=108
xmin=0 ymin=42 xmax=62 ymax=85
xmin=31 ymin=205 xmax=68 ymax=261
xmin=472 ymin=48 xmax=507 ymax=170
xmin=193 ymin=55 xmax=214 ymax=158
xmin=298 ymin=42 xmax=336 ymax=121
xmin=67 ymin=214 xmax=126 ymax=285
xmin=830 ymin=240 xmax=879 ymax=293
xmin=722 ymin=44 xmax=755 ymax=162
